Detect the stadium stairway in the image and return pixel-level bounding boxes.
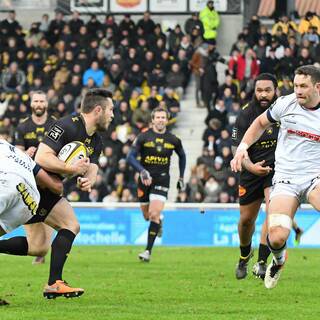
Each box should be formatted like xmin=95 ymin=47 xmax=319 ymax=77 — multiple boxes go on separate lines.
xmin=169 ymin=77 xmax=207 ymax=201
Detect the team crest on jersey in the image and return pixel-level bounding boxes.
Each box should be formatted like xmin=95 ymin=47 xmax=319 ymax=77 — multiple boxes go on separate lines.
xmin=238 ymin=185 xmax=246 ymax=197
xmin=47 ymin=125 xmax=64 ymax=142
xmin=266 ymin=128 xmax=273 ymax=135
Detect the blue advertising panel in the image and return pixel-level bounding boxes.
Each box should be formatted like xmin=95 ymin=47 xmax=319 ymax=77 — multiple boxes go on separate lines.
xmin=2 ymin=207 xmax=319 ymax=247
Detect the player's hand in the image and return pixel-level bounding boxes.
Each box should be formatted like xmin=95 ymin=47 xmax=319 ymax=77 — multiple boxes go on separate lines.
xmin=26 ymin=146 xmax=37 ymax=158
xmin=251 ymin=160 xmax=272 ymax=176
xmin=71 ymin=158 xmax=90 ymax=176
xmin=177 ymin=178 xmax=185 ymax=191
xmin=77 ymin=177 xmax=92 ymax=192
xmin=230 ymin=143 xmax=249 ymax=172
xmin=140 ymin=169 xmax=152 ymax=186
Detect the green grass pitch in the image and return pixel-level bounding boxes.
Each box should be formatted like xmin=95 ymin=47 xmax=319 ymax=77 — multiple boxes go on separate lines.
xmin=0 ymin=246 xmax=319 ymax=320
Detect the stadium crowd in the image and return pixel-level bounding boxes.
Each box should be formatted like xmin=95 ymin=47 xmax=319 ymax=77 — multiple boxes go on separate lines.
xmin=0 ymin=8 xmax=319 ymax=203
xmin=179 ymin=10 xmax=320 ymax=204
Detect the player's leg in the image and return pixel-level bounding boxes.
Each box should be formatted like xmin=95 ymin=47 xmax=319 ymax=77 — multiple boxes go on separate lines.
xmin=264 ymin=195 xmax=298 ymax=289
xmin=253 ymin=186 xmax=272 ymax=279
xmin=139 ymin=196 xmax=165 ymax=262
xmin=235 ymin=198 xmax=262 ymax=279
xmin=24 ymin=223 xmax=53 ymax=264
xmin=291 ymin=219 xmax=303 ymax=245
xmin=43 ymin=198 xmax=83 ymax=299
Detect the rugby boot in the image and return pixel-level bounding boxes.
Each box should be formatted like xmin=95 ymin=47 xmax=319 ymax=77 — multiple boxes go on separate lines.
xmin=235 ymin=249 xmax=254 ymax=280
xmin=252 ymin=260 xmax=267 ymax=280
xmin=43 ymin=280 xmax=84 ymax=299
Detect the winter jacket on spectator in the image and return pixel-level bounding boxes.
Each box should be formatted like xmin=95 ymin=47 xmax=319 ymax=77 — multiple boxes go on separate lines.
xmin=83 ymin=61 xmax=105 ymax=87
xmin=1 ymin=62 xmax=26 ymax=93
xmin=199 ymin=2 xmax=220 ymax=41
xmin=228 ymin=49 xmax=259 ymax=81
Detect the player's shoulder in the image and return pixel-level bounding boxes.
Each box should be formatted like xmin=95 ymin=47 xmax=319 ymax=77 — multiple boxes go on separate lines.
xmin=271 ymin=93 xmax=297 ymax=112
xmin=275 ymin=93 xmax=297 ymax=106
xmin=17 ymin=115 xmax=31 ymax=126
xmin=166 ymin=131 xmax=182 ymax=143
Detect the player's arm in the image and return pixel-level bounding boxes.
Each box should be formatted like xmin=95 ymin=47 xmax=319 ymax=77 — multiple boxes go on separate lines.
xmin=174 ymin=139 xmax=186 ymax=191
xmin=231 ymin=111 xmax=272 ymax=172
xmin=77 ymin=163 xmax=98 ymax=193
xmin=35 ymin=142 xmax=89 ymax=176
xmin=33 ymin=164 xmax=63 ymax=195
xmin=127 ymin=137 xmax=152 ymax=186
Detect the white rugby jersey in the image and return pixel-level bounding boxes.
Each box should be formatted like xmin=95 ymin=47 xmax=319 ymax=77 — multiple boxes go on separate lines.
xmin=266 ymin=93 xmax=320 ymax=178
xmin=0 ymin=139 xmax=38 ymax=192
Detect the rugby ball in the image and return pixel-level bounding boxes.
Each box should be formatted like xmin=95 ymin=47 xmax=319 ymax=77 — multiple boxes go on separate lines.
xmin=57 ymin=141 xmax=88 ymax=177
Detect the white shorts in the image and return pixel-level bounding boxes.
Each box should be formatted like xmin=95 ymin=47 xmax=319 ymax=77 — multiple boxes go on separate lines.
xmin=270 ymin=174 xmax=320 ymax=203
xmin=0 ymin=173 xmax=40 ymax=233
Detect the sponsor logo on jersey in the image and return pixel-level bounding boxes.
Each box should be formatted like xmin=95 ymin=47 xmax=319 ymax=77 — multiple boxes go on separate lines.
xmin=16 ymin=183 xmax=38 ymax=215
xmin=144 ymin=155 xmax=168 ymax=165
xmin=287 ymin=129 xmax=320 ymax=142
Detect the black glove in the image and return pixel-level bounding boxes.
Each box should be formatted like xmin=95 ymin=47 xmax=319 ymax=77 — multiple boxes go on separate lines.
xmin=177 ymin=178 xmax=185 ymax=191
xmin=140 ymin=169 xmax=151 ymax=183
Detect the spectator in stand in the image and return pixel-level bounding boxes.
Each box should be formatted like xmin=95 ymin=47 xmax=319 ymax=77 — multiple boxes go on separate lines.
xmin=82 ymin=61 xmax=104 ymax=87
xmin=277 ymin=47 xmax=297 ymax=78
xmin=204 ymin=176 xmax=221 ymax=202
xmin=163 ymin=87 xmax=180 ymax=125
xmin=86 ymin=14 xmax=102 ymax=37
xmin=296 ymin=47 xmax=314 ymax=67
xmin=184 ymin=13 xmax=204 ymax=36
xmin=272 ymin=15 xmax=298 ymax=35
xmin=217 ymin=74 xmax=238 ymax=100
xmin=1 ymin=61 xmax=26 ymax=93
xmin=137 ymin=12 xmax=155 ymax=36
xmin=190 ymin=45 xmax=206 ymax=108
xmin=301 ymin=26 xmax=319 ymax=46
xmin=166 ymin=63 xmax=185 ymax=99
xmin=199 ymin=0 xmax=220 ymax=44
xmin=298 ymin=11 xmax=320 ymax=35
xmin=1 ymin=10 xmax=21 ymax=37
xmin=148 ymin=65 xmax=166 ymax=93
xmin=131 ymin=100 xmax=151 ymax=130
xmin=168 ymin=24 xmax=184 ymax=55
xmin=68 ymin=10 xmax=84 ymax=35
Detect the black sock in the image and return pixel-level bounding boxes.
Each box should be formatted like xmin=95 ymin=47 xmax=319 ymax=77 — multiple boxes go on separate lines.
xmin=48 ymin=229 xmax=76 ymax=285
xmin=240 ymin=243 xmax=251 ymax=259
xmin=258 ymin=243 xmax=271 ymax=263
xmin=146 ymin=221 xmax=160 ymax=253
xmin=0 ymin=236 xmax=28 ymax=255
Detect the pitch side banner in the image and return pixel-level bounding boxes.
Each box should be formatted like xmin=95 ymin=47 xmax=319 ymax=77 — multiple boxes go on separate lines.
xmin=2 ymin=205 xmax=319 ymax=247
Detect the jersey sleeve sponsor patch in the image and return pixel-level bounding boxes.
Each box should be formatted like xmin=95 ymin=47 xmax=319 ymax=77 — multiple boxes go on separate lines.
xmin=47 ymin=125 xmax=64 ymax=142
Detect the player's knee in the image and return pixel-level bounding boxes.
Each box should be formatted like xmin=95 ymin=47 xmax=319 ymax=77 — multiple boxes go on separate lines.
xmin=268 ymin=213 xmax=292 ymax=246
xmin=239 ymin=215 xmax=255 ymax=228
xmin=149 ymin=211 xmax=161 ymax=223
xmin=28 ymin=243 xmax=50 ymax=256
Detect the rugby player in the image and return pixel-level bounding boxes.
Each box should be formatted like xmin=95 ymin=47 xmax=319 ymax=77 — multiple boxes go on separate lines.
xmin=231 ymin=65 xmax=320 ymax=289
xmin=127 ymin=106 xmax=186 ymax=262
xmin=15 ymin=91 xmax=56 ymax=265
xmin=0 ymin=88 xmax=114 ymax=298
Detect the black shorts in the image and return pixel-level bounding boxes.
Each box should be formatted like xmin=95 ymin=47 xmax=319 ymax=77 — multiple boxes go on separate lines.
xmin=238 ymin=171 xmax=274 ymax=205
xmin=25 ymin=188 xmax=62 ymax=224
xmin=137 ymin=173 xmax=170 ymax=203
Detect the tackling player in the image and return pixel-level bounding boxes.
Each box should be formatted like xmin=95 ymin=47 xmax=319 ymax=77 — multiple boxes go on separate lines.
xmin=127 ymin=106 xmax=186 ymax=262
